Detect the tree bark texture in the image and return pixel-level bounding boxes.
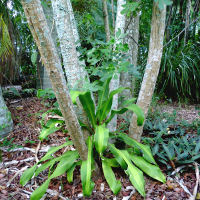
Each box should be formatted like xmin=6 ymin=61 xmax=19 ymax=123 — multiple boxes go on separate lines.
xmin=21 ymin=0 xmax=88 ymax=160
xmin=0 ymin=86 xmax=13 ymax=138
xmin=111 ymin=0 xmax=115 ymax=29
xmin=102 ymin=0 xmax=111 ymax=41
xmin=119 ymin=10 xmax=140 ymax=119
xmin=107 ymin=0 xmax=126 ymax=132
xmin=51 ymin=0 xmax=87 ymax=89
xmin=184 ymin=0 xmax=191 ymax=45
xmin=129 ymin=2 xmax=166 ymax=141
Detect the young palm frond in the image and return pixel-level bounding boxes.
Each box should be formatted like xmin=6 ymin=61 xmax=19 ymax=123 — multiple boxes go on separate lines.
xmin=0 ymin=15 xmax=13 ymax=60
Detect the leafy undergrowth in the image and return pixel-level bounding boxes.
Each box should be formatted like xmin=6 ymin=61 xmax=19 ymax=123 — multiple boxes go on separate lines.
xmin=0 ymin=97 xmax=199 ymax=199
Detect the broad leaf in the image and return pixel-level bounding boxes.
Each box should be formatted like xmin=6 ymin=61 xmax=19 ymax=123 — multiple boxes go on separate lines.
xmin=117 ymin=133 xmax=157 ymax=165
xmin=131 ymin=156 xmax=166 ymax=183
xmin=35 ymin=157 xmax=61 ymax=177
xmin=109 ymin=144 xmax=127 ymax=169
xmin=50 ymin=151 xmax=79 ymax=179
xmin=39 ymin=119 xmax=64 ymax=140
xmin=102 ymin=160 xmax=121 ymax=195
xmin=81 ymin=136 xmax=95 ymax=196
xmin=79 ymin=92 xmax=96 ymax=127
xmin=70 ymin=90 xmax=85 ymax=105
xmin=94 ymin=124 xmax=109 ymax=155
xmin=127 ymin=104 xmax=145 ymax=126
xmin=109 ymin=145 xmax=145 ymax=197
xmin=30 ymin=179 xmax=50 ymax=200
xmin=39 ymin=141 xmax=73 ymax=162
xmin=20 ymin=164 xmax=37 ymax=186
xmin=99 ymin=87 xmax=126 ymax=123
xmin=67 ymin=163 xmax=78 ymax=183
xmin=101 ymin=157 xmax=120 ymax=167
xmin=96 ymin=78 xmax=111 ymax=120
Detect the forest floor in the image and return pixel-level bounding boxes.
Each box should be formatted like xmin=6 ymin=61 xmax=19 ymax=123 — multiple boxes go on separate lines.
xmin=0 ymin=97 xmax=200 ymax=200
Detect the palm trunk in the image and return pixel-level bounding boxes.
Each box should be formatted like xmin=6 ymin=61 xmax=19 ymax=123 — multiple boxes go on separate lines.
xmin=21 ymin=0 xmax=88 ymax=160
xmin=107 ymin=0 xmax=126 ymax=132
xmin=102 ymin=0 xmax=111 ymax=41
xmin=129 ymin=1 xmax=166 ymax=142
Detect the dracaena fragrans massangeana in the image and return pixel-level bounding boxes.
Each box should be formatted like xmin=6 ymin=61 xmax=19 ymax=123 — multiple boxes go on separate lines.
xmin=20 ymin=78 xmax=165 ymax=199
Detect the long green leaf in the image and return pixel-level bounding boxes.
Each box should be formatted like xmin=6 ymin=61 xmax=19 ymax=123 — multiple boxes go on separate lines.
xmin=109 ymin=145 xmax=145 ymax=197
xmin=131 ymin=156 xmax=166 ymax=183
xmin=70 ymin=90 xmax=85 ymax=105
xmin=39 ymin=141 xmax=73 ymax=162
xmin=50 ymin=151 xmax=79 ymax=179
xmin=102 ymin=160 xmax=121 ymax=195
xmin=117 ymin=133 xmax=157 ymax=165
xmin=126 ymin=104 xmax=144 ymax=126
xmin=20 ymin=164 xmax=37 ymax=186
xmin=67 ymin=163 xmax=77 ymax=183
xmin=109 ymin=144 xmax=127 ymax=169
xmin=81 ymin=136 xmax=95 ymax=196
xmin=96 ymin=78 xmax=111 ymax=120
xmin=94 ymin=124 xmax=109 ymax=155
xmin=30 ymin=179 xmax=51 ymax=200
xmin=35 ymin=157 xmax=61 ymax=177
xmin=79 ymin=92 xmax=96 ymax=127
xmin=39 ymin=119 xmax=64 ymax=140
xmin=99 ymin=87 xmax=126 ymax=123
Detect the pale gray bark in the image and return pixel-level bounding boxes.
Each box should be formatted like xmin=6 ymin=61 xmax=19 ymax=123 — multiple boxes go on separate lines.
xmin=51 ymin=0 xmax=87 ymax=89
xmin=184 ymin=0 xmax=191 ymax=46
xmin=129 ymin=2 xmax=166 ymax=141
xmin=120 ymin=10 xmax=140 ymax=118
xmin=21 ymin=0 xmax=88 ymax=160
xmin=102 ymin=0 xmax=111 ymax=41
xmin=107 ymin=0 xmax=126 ymax=132
xmin=0 ymin=86 xmax=13 ymax=138
xmin=111 ymin=0 xmax=115 ymax=29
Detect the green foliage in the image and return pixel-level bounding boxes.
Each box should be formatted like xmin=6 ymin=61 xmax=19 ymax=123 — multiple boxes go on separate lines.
xmin=21 ymin=76 xmax=165 ymax=199
xmin=157 ymin=42 xmax=200 ymax=102
xmin=154 ymin=0 xmax=172 ymax=9
xmin=37 ymin=88 xmax=56 ymax=100
xmin=143 ymin=109 xmax=200 ymax=170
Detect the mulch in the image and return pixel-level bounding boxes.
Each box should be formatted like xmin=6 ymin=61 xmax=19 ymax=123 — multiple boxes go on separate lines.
xmin=0 ymin=97 xmax=199 ymax=200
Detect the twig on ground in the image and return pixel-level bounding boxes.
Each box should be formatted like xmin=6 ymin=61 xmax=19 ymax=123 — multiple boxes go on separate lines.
xmin=35 ymin=141 xmax=41 ymax=163
xmin=3 ymin=157 xmax=35 ymax=167
xmin=7 ymin=166 xmax=28 ymax=187
xmin=189 ymin=162 xmax=199 ymax=200
xmin=175 ymin=176 xmax=192 ymax=197
xmin=46 ymin=189 xmax=68 ymax=200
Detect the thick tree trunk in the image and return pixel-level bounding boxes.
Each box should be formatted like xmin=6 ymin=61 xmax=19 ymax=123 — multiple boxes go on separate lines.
xmin=21 ymin=0 xmax=88 ymax=160
xmin=107 ymin=0 xmax=126 ymax=132
xmin=120 ymin=10 xmax=140 ymax=118
xmin=102 ymin=0 xmax=111 ymax=41
xmin=0 ymin=86 xmax=13 ymax=138
xmin=129 ymin=2 xmax=166 ymax=141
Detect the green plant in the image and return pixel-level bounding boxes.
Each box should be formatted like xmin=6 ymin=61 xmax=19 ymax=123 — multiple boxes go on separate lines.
xmin=143 ymin=110 xmax=200 ymax=170
xmin=0 ymin=137 xmax=22 ymax=151
xmin=20 ymin=77 xmax=165 ymax=199
xmin=37 ymin=88 xmax=56 ymax=100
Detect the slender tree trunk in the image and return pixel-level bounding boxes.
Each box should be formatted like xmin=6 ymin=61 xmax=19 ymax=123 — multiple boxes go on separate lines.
xmin=111 ymin=0 xmax=115 ymax=29
xmin=102 ymin=0 xmax=111 ymax=41
xmin=51 ymin=0 xmax=92 ymax=141
xmin=120 ymin=10 xmax=140 ymax=117
xmin=184 ymin=0 xmax=191 ymax=45
xmin=107 ymin=0 xmax=126 ymax=132
xmin=51 ymin=0 xmax=87 ymax=89
xmin=129 ymin=1 xmax=166 ymax=142
xmin=21 ymin=0 xmax=88 ymax=160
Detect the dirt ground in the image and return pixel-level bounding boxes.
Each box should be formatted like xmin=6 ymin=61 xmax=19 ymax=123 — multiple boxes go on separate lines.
xmin=0 ymin=97 xmax=199 ymax=200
